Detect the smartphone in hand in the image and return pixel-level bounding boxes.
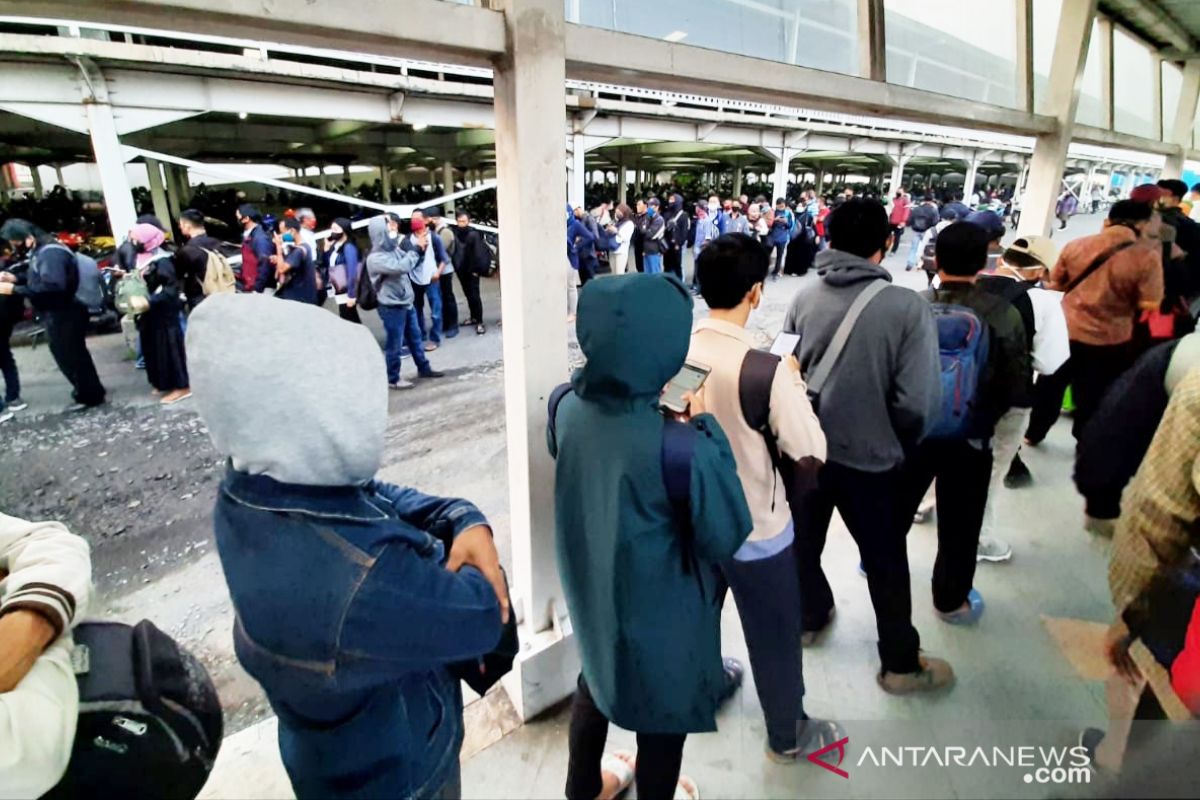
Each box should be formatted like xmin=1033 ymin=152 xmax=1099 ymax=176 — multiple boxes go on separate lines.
xmin=660 ymin=361 xmax=711 ymax=414
xmin=770 ymin=332 xmax=800 ymax=357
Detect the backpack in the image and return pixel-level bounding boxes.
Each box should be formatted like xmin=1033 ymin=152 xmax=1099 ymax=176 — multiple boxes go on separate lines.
xmin=921 ymin=227 xmax=942 ymax=276
xmin=41 ymin=620 xmax=222 ymax=800
xmin=200 ymin=248 xmax=236 ymax=296
xmin=33 ymin=241 xmax=82 ymax=299
xmin=355 ymin=253 xmax=379 ymax=310
xmin=75 ymin=252 xmax=104 ymax=311
xmin=547 ymin=383 xmax=699 ymax=575
xmin=926 ymin=303 xmax=991 ymax=439
xmin=114 ymin=271 xmax=150 ymax=316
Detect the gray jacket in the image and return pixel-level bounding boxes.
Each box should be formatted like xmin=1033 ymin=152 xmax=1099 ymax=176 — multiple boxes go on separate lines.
xmin=783 ymin=249 xmax=940 ymax=472
xmin=365 ymin=217 xmax=418 ymax=308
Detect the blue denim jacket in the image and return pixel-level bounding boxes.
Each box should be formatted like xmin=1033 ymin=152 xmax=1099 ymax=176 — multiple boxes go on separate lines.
xmin=213 ymin=468 xmax=503 ymax=799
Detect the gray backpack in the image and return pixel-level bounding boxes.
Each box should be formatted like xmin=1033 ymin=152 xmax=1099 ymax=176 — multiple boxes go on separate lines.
xmin=41 ymin=242 xmax=103 ymax=311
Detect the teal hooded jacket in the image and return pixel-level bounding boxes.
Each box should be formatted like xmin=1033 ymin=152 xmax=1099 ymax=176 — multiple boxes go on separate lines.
xmin=547 ymin=274 xmax=752 ymax=734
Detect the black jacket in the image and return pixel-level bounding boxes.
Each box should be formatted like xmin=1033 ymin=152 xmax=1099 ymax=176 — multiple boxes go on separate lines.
xmin=176 ymin=234 xmax=224 ymax=309
xmin=908 ymin=203 xmax=940 ymax=233
xmin=451 ymin=227 xmax=491 ymax=275
xmin=18 ymin=240 xmax=78 ymax=312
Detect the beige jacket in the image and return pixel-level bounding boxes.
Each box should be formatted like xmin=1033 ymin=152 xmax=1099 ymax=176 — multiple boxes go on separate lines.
xmin=688 ymin=318 xmax=826 ymax=548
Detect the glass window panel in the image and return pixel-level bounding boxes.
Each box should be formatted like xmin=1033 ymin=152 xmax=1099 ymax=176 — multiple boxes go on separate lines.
xmin=1034 ymin=4 xmax=1103 ymax=125
xmin=571 ymin=0 xmax=859 ymax=76
xmin=1162 ymin=61 xmax=1182 ymax=141
xmin=1113 ymin=27 xmax=1156 ymax=138
xmin=884 ymin=0 xmax=1019 ymax=108
xmin=1075 ymin=21 xmax=1104 ymax=127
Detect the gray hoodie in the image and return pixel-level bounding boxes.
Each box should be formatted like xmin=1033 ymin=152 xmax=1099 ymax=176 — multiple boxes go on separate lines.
xmin=784 ymin=249 xmax=940 ymax=472
xmin=186 ymin=293 xmax=387 ymax=485
xmin=365 ymin=217 xmax=419 ymax=308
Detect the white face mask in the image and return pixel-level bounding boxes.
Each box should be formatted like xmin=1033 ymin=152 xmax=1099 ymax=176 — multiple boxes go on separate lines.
xmin=708 ymin=202 xmax=718 ymax=211
xmin=387 ymin=229 xmax=399 ymax=241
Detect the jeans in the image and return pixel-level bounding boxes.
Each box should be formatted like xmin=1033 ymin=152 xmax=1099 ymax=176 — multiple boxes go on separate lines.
xmin=898 ymin=438 xmax=993 ymax=614
xmin=982 ymin=407 xmax=1031 ymax=540
xmin=906 ymin=231 xmax=925 ymax=268
xmin=0 ymin=309 xmax=19 ymax=402
xmin=45 ymin=303 xmax=106 ymax=406
xmin=565 ymin=675 xmax=686 ymax=800
xmin=1025 ymin=364 xmax=1071 ymax=444
xmin=643 ymin=253 xmax=663 ymax=274
xmin=456 ymin=269 xmax=484 ymax=324
xmin=412 ymin=280 xmax=443 ymax=345
xmin=378 ymin=304 xmax=431 ymax=382
xmin=793 ymin=461 xmax=921 ymax=675
xmin=1068 ymin=340 xmax=1136 ymax=439
xmin=439 ymin=271 xmax=459 ymax=335
xmin=770 ymin=241 xmax=787 ymax=275
xmin=720 ymin=542 xmax=806 ymax=753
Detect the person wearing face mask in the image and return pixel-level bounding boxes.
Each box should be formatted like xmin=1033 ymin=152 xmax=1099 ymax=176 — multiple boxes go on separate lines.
xmin=606 ymin=204 xmax=637 ymax=276
xmin=663 ymin=193 xmax=691 ymax=281
xmin=0 ymin=218 xmax=106 ymax=411
xmin=451 ymin=211 xmax=489 ymax=334
xmin=236 ymin=204 xmax=275 ymax=293
xmin=322 ymin=217 xmax=362 ymax=323
xmin=271 ymin=218 xmax=319 ymax=306
xmin=127 ymin=222 xmax=191 ymax=405
xmin=640 ymin=197 xmax=666 ymax=274
xmin=726 ymin=201 xmax=750 ymax=236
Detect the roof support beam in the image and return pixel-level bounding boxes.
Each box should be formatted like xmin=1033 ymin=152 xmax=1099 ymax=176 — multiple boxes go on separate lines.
xmin=1019 ymin=0 xmax=1097 ymax=237
xmin=857 ymin=0 xmax=886 ymax=82
xmin=1015 ymin=0 xmax=1034 ymax=113
xmin=1098 ymin=16 xmax=1114 ymax=129
xmin=1164 ymin=62 xmax=1200 ymax=178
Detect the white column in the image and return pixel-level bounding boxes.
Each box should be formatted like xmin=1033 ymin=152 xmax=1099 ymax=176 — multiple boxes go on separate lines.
xmin=493 ymin=0 xmax=576 ymax=722
xmin=769 ymin=147 xmax=793 ymax=203
xmin=963 ymin=152 xmax=981 ymax=200
xmin=144 ymin=158 xmax=171 ymax=228
xmin=83 ymin=93 xmax=137 ymax=239
xmin=380 ymin=162 xmax=392 ymax=202
xmin=616 ymin=152 xmax=627 ymax=206
xmin=171 ymin=165 xmax=191 ymax=211
xmin=888 ymin=156 xmax=910 ymax=195
xmin=318 ymin=167 xmax=329 ymax=192
xmin=1164 ymin=63 xmax=1200 ymax=178
xmin=1018 ymin=0 xmax=1097 ymax=237
xmin=442 ymin=160 xmax=456 ymax=212
xmin=568 ymin=131 xmax=585 ymax=209
xmin=732 ymin=161 xmax=743 ymax=197
xmin=28 ymin=164 xmax=44 ymax=199
xmin=54 ymin=164 xmax=65 ymax=189
xmin=162 ymin=162 xmax=183 ymax=224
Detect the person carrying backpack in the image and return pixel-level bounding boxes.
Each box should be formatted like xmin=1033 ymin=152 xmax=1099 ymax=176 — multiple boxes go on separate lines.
xmin=688 ymin=234 xmax=845 ymax=764
xmin=548 ymin=274 xmax=752 ymax=800
xmin=177 ymin=209 xmax=230 ymax=310
xmin=900 ymin=221 xmax=1030 ymax=626
xmin=0 ymin=219 xmax=106 ymax=410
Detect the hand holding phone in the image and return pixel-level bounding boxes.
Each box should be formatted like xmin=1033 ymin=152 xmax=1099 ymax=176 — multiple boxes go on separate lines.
xmin=660 ymin=361 xmax=711 ymax=415
xmin=770 ymin=331 xmax=800 ymax=357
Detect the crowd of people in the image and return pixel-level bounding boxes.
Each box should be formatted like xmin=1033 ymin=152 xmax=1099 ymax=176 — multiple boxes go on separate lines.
xmin=4 ymin=174 xmax=1200 ymax=800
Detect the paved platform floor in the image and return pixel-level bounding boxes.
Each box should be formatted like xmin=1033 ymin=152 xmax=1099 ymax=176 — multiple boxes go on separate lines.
xmin=198 ymin=212 xmax=1141 ymax=799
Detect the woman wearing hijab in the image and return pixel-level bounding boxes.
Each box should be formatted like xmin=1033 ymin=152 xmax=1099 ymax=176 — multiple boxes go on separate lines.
xmin=322 ymin=217 xmax=362 ymax=324
xmin=128 ymin=222 xmax=190 ymax=405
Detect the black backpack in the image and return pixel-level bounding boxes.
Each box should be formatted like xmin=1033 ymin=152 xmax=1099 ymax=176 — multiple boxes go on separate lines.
xmin=355 ymin=254 xmax=380 ymax=310
xmin=42 ymin=620 xmax=223 ymax=800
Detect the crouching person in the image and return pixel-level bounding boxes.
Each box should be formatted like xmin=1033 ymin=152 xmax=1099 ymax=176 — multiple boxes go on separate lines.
xmin=548 ymin=274 xmax=753 ymax=800
xmin=187 ymin=293 xmax=507 ymax=800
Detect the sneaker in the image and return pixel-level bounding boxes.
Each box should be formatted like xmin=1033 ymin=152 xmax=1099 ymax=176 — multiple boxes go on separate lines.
xmin=6 ymin=398 xmax=27 ymax=411
xmin=877 ymin=655 xmax=955 ymax=694
xmin=936 ymin=588 xmax=985 ymax=625
xmin=135 ymin=358 xmax=146 ymax=370
xmin=1003 ymin=453 xmax=1033 ymax=489
xmin=419 ymin=369 xmax=446 ymax=379
xmin=976 ymin=535 xmax=1012 ymax=563
xmin=800 ymin=608 xmax=836 ymax=647
xmin=389 ymin=379 xmax=415 ymax=390
xmin=0 ymin=410 xmax=13 ymax=425
xmin=767 ymin=719 xmax=847 ymax=764
xmin=718 ymin=657 xmax=744 ymax=704
xmin=1078 ymin=727 xmax=1105 ymax=770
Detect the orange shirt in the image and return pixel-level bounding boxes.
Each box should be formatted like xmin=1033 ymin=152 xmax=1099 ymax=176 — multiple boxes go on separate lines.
xmin=1048 ymin=225 xmax=1163 ymax=346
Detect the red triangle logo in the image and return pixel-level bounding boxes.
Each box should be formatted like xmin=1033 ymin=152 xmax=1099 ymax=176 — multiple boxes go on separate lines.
xmin=806 ymin=736 xmax=850 ymax=779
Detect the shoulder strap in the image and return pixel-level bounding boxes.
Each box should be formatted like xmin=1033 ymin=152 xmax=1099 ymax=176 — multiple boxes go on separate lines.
xmin=739 ymin=349 xmax=782 ymax=469
xmin=546 ymin=383 xmax=573 ymax=455
xmin=806 ymin=280 xmax=888 ymax=397
xmin=661 ymin=420 xmax=697 ymax=575
xmin=1063 ymin=240 xmax=1135 ymax=295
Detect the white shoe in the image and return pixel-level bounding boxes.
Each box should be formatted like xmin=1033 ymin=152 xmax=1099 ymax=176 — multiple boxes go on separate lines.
xmin=0 ymin=410 xmax=12 ymax=424
xmin=976 ymin=535 xmax=1012 ymax=563
xmin=389 ymin=379 xmax=415 ymax=390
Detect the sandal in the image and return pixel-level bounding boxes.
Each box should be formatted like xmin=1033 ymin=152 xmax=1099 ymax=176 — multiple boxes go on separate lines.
xmin=475 ymin=323 xmax=486 ymax=335
xmin=598 ymin=750 xmax=636 ymax=800
xmin=161 ymin=389 xmax=192 ymax=405
xmin=673 ymin=775 xmax=700 ymax=800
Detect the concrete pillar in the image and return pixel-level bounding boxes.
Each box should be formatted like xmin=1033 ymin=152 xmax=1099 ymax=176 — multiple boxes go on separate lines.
xmin=1018 ymin=0 xmax=1097 ymax=237
xmin=83 ymin=92 xmax=137 ymax=239
xmin=887 ymin=158 xmax=908 ymax=195
xmin=318 ymin=167 xmax=328 ymax=192
xmin=28 ymin=164 xmax=44 ymax=199
xmin=568 ymin=132 xmax=585 ymax=209
xmin=144 ymin=158 xmax=171 ymax=229
xmin=963 ymin=153 xmax=981 ymax=200
xmin=54 ymin=163 xmax=65 ymax=189
xmin=815 ymin=169 xmax=826 ymax=192
xmin=380 ymin=163 xmax=392 ymax=202
xmin=342 ymin=163 xmax=351 ymax=184
xmin=171 ymin=165 xmax=191 ymax=209
xmin=1164 ymin=62 xmax=1200 ymax=178
xmin=769 ymin=147 xmax=793 ymax=203
xmin=616 ymin=153 xmax=628 ymax=206
xmin=442 ymin=160 xmax=456 ymax=212
xmin=492 ymin=0 xmax=575 ymax=722
xmin=732 ymin=163 xmax=743 ymax=198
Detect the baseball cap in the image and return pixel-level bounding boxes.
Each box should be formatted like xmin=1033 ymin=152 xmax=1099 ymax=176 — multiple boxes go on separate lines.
xmin=1003 ymin=235 xmax=1058 ymax=269
xmin=964 ymin=210 xmax=1005 ymax=241
xmin=1129 ymin=184 xmax=1165 ymax=205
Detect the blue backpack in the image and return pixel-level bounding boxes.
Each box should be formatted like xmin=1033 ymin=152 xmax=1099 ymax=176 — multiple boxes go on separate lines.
xmin=927 ymin=304 xmax=990 ymax=439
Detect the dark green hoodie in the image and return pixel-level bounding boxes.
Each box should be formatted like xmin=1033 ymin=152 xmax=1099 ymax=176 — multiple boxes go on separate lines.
xmin=548 ymin=274 xmax=751 ymax=734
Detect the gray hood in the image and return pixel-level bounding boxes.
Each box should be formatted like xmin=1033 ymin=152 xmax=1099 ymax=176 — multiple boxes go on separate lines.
xmin=186 ymin=293 xmax=387 ymax=486
xmin=367 ymin=216 xmax=393 ymax=251
xmin=814 ymin=248 xmax=893 ymax=287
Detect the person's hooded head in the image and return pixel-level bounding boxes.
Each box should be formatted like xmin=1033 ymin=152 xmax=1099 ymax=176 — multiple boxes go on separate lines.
xmin=188 ymin=293 xmax=386 ymax=486
xmin=130 ymin=222 xmax=166 ymax=267
xmin=0 ymin=218 xmax=45 ymax=251
xmin=964 ymin=210 xmax=1005 ymax=246
xmin=668 ymin=193 xmax=684 ymax=214
xmin=572 ymin=274 xmax=693 ymax=404
xmin=368 ymin=213 xmax=402 ymax=252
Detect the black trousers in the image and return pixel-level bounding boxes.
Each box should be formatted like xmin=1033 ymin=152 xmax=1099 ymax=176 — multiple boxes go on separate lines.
xmin=769 ymin=241 xmax=787 ymax=275
xmin=440 ymin=271 xmax=459 ymax=332
xmin=0 ymin=306 xmax=19 ymax=402
xmin=897 ymin=439 xmax=993 ymax=614
xmin=1024 ymin=363 xmax=1071 ymax=444
xmin=565 ymin=675 xmax=686 ymax=800
xmin=664 ymin=248 xmax=683 ymax=280
xmin=578 ymin=257 xmax=598 ymax=287
xmin=338 ymin=303 xmax=362 ymax=325
xmin=456 ymin=269 xmax=484 ymax=324
xmin=891 ymin=225 xmax=905 ymax=253
xmin=44 ymin=303 xmax=105 ymax=406
xmin=1068 ymin=340 xmax=1137 ymax=439
xmin=633 ymin=240 xmax=645 ymax=273
xmin=792 ymin=461 xmax=921 ymax=675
